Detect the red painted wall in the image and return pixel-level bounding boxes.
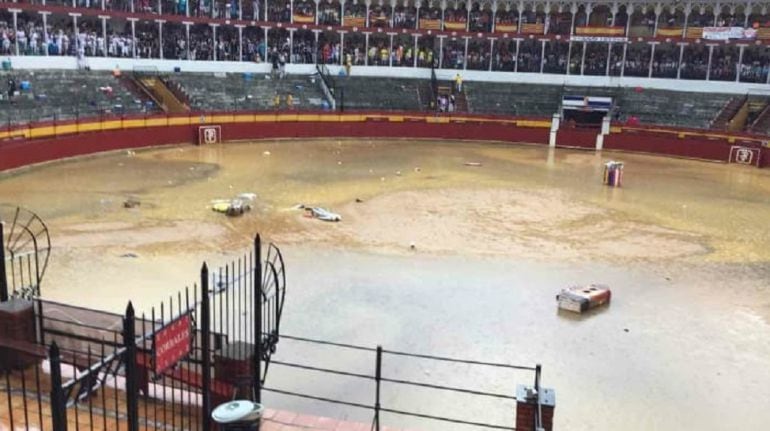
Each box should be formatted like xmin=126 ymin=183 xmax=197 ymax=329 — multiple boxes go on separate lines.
xmin=1 ymin=115 xmax=766 ymax=172
xmin=604 ymin=132 xmax=732 ymax=162
xmin=555 ymin=128 xmax=598 ymax=149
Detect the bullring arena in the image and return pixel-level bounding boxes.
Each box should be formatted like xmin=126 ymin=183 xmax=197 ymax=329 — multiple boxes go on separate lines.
xmin=2 ymin=1 xmax=770 ymax=430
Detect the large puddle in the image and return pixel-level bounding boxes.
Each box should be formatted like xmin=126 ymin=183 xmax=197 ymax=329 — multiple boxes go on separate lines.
xmin=1 ymin=139 xmax=769 ymax=430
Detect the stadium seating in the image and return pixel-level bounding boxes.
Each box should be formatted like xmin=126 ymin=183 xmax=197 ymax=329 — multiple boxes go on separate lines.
xmin=335 ymin=77 xmax=423 ymax=111
xmin=166 ymin=73 xmax=328 ymax=111
xmin=463 ymin=82 xmax=563 ymax=117
xmin=0 ymin=70 xmax=155 ymax=125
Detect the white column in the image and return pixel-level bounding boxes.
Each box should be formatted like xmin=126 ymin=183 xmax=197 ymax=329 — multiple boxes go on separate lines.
xmin=682 ymin=10 xmax=689 ymax=37
xmin=340 ymin=31 xmax=345 ymax=65
xmin=565 ymin=40 xmax=572 ymax=74
xmin=438 ymin=36 xmax=444 ymax=68
xmin=265 ymin=0 xmax=269 ymax=20
xmin=580 ymin=41 xmax=586 ymax=75
xmin=364 ymin=32 xmax=369 ymax=65
xmin=625 ymin=6 xmax=632 ymax=35
xmin=518 ymin=7 xmax=523 ymax=33
xmin=549 ymin=113 xmax=559 ymax=147
xmin=186 ymin=0 xmax=190 ymax=17
xmin=341 ymin=0 xmax=346 ymax=26
xmin=101 ymin=16 xmax=108 ymax=57
xmin=130 ymin=19 xmax=137 ymax=57
xmin=463 ymin=37 xmax=469 ymax=69
xmin=315 ymin=0 xmax=320 ymax=25
xmin=366 ymin=2 xmax=370 ymax=27
xmin=413 ymin=34 xmax=418 ymax=67
xmin=490 ymin=38 xmax=495 ymax=71
xmin=41 ymin=12 xmax=50 ymax=56
xmin=158 ymin=20 xmax=164 ymax=59
xmin=605 ymin=42 xmax=612 ymax=75
xmin=290 ymin=0 xmax=294 ymax=22
xmin=648 ymin=42 xmax=656 ymax=78
xmin=131 ymin=0 xmax=135 ymax=13
xmin=415 ymin=6 xmax=420 ymax=29
xmin=72 ymin=14 xmax=79 ymax=57
xmin=706 ymin=44 xmax=714 ymax=80
xmin=466 ymin=4 xmax=471 ymax=31
xmin=491 ymin=7 xmax=496 ymax=32
xmin=211 ymin=24 xmax=219 ymax=60
xmin=158 ymin=0 xmax=162 ymax=15
xmin=11 ymin=10 xmax=18 ymax=56
xmin=238 ymin=25 xmax=244 ymax=61
xmin=736 ymin=45 xmax=745 ymax=82
xmin=389 ymin=33 xmax=394 ymax=66
xmin=514 ymin=39 xmax=520 ymax=72
xmin=676 ymin=42 xmax=684 ymax=79
xmin=239 ymin=0 xmax=243 ymax=19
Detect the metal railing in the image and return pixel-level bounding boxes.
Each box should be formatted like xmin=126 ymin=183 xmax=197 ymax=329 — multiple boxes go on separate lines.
xmin=264 ymin=334 xmax=542 ymax=431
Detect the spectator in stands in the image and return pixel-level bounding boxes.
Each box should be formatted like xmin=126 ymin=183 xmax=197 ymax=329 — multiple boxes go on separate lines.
xmin=454 ymin=73 xmax=462 ymax=93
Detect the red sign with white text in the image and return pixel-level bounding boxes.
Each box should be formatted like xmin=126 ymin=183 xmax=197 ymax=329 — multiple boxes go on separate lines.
xmin=153 ymin=314 xmax=192 ymax=374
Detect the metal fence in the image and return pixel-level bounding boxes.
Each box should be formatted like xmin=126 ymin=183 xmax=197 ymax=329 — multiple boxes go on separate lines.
xmin=1 ymin=232 xmax=545 ymax=431
xmin=1 ymin=233 xmax=286 ymax=431
xmin=264 ymin=334 xmax=542 ymax=431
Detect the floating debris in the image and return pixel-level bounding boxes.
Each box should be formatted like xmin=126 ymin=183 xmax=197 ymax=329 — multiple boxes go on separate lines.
xmin=464 ymin=162 xmax=482 ymax=167
xmin=556 ymin=284 xmax=611 ymax=313
xmin=123 ymin=198 xmax=141 ymax=209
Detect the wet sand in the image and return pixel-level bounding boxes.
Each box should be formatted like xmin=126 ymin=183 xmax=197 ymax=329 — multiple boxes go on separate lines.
xmin=1 ymin=139 xmax=769 ymax=430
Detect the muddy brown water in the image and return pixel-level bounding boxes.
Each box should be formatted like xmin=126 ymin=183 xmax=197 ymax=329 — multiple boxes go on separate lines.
xmin=1 ymin=139 xmax=769 ymax=431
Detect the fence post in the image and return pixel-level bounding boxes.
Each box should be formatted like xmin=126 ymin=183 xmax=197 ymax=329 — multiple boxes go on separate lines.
xmin=123 ymin=302 xmax=139 ymax=431
xmin=535 ymin=364 xmax=542 ymax=430
xmin=49 ymin=342 xmax=68 ymax=431
xmin=200 ymin=263 xmax=213 ymax=431
xmin=253 ymin=234 xmax=263 ymax=403
xmin=374 ymin=345 xmax=382 ymax=431
xmin=0 ymin=223 xmax=8 ymax=302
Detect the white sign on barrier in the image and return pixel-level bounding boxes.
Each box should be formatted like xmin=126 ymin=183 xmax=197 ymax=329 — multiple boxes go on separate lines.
xmin=729 ymin=146 xmax=760 ymax=166
xmin=198 ymin=126 xmax=222 ymax=145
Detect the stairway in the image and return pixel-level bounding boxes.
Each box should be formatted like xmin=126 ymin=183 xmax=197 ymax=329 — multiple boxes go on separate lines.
xmin=453 ymin=89 xmax=469 ymax=112
xmin=710 ymin=96 xmax=746 ymax=130
xmin=749 ymin=102 xmax=770 ymax=134
xmin=134 ymin=76 xmax=189 ymax=114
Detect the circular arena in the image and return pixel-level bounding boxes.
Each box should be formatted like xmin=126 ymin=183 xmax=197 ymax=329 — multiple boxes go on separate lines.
xmin=2 ymin=2 xmax=770 ymax=431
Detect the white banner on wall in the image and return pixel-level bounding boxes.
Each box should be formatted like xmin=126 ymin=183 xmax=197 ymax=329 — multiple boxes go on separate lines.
xmin=571 ymin=36 xmax=628 ymax=43
xmin=702 ymin=27 xmax=756 ymax=40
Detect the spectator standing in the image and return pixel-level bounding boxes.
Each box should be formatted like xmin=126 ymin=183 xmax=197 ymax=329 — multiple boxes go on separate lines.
xmin=454 ymin=73 xmax=462 ymax=92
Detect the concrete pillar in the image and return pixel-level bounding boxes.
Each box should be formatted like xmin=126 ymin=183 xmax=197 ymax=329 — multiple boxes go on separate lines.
xmin=676 ymin=42 xmax=684 ymax=79
xmin=549 ymin=113 xmax=560 ymax=148
xmin=736 ymin=45 xmax=745 ymax=82
xmin=596 ymin=115 xmax=611 ymax=150
xmin=706 ymin=44 xmax=714 ymax=80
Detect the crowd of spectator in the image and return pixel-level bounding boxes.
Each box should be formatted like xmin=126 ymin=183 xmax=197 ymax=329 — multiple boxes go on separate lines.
xmin=2 ymin=12 xmax=769 ymax=82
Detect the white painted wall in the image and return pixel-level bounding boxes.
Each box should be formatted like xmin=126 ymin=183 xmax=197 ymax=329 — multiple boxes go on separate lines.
xmin=5 ymin=56 xmax=770 ymax=96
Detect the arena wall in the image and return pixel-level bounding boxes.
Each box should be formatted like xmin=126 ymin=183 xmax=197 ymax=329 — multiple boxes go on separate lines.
xmin=0 ymin=112 xmax=767 ymax=172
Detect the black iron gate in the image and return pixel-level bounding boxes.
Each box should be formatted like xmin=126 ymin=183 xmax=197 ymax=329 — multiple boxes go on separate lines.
xmin=0 ymin=233 xmax=286 ymax=431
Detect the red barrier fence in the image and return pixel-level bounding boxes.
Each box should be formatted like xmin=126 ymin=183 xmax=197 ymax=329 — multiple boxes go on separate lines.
xmin=0 ymin=111 xmax=767 ymax=171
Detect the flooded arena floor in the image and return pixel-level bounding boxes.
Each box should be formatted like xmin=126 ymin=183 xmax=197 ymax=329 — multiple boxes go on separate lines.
xmin=1 ymin=139 xmax=769 ymax=430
